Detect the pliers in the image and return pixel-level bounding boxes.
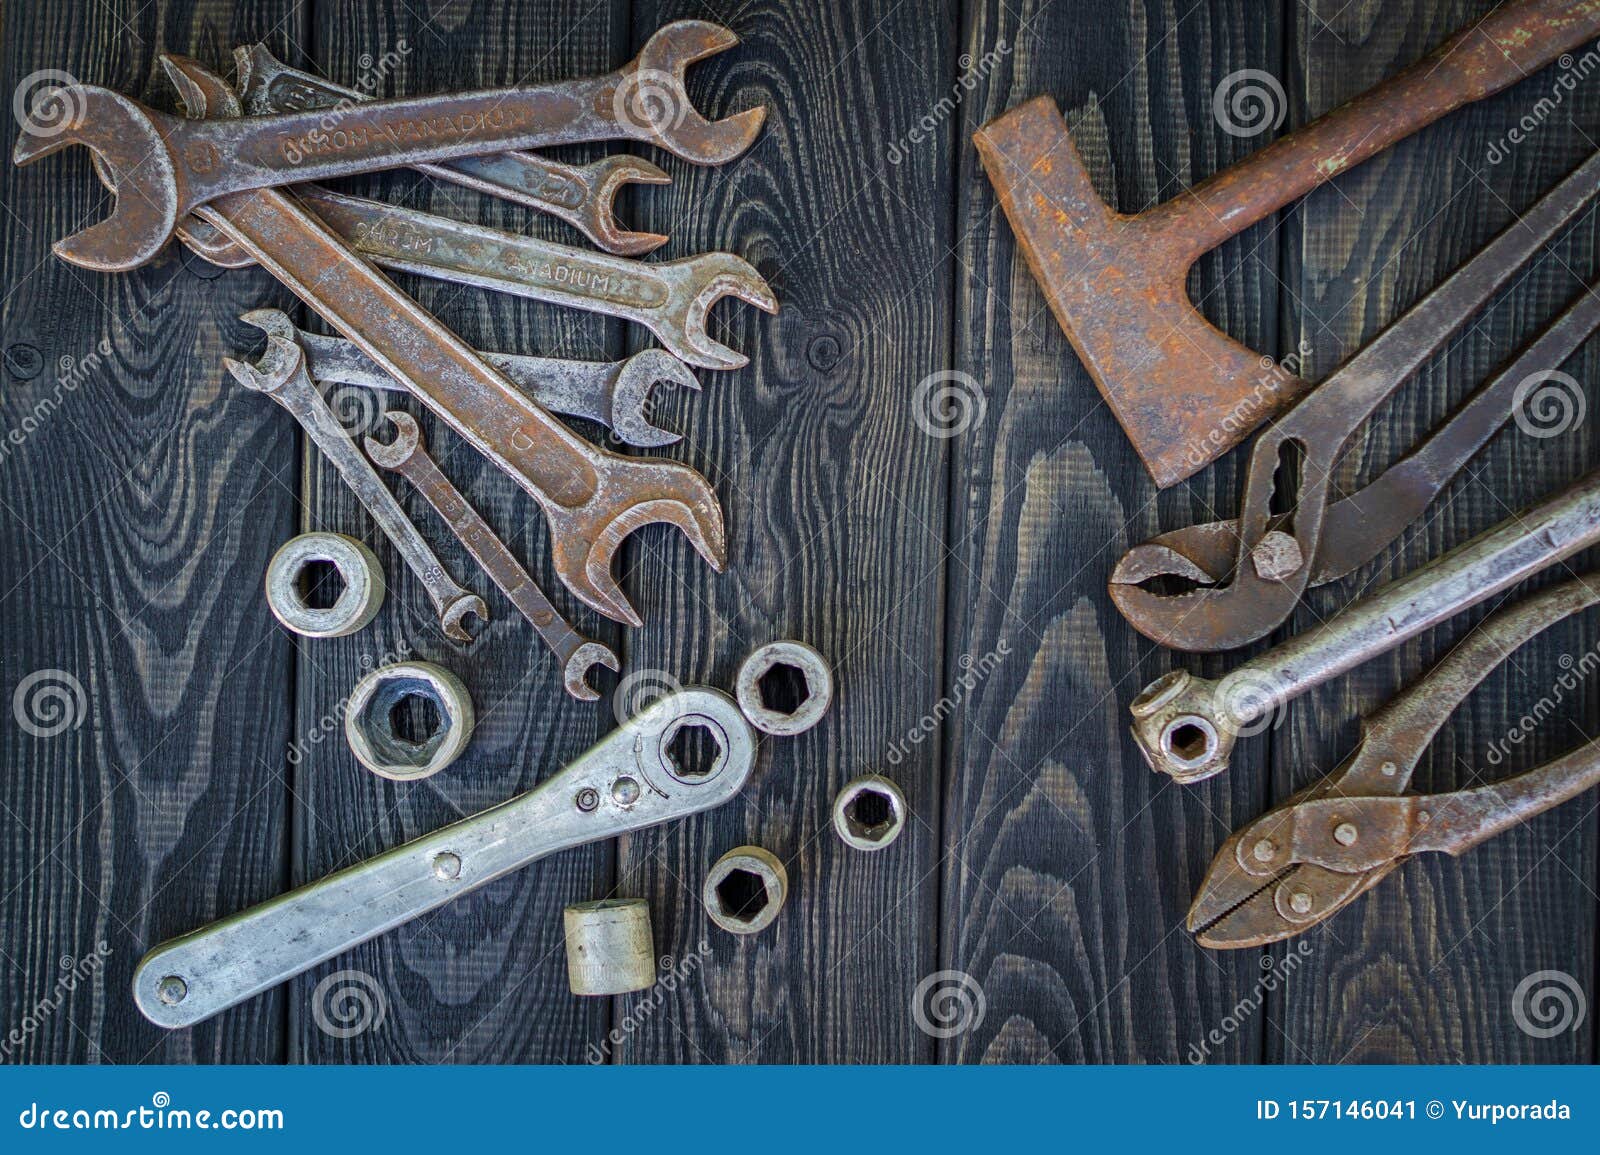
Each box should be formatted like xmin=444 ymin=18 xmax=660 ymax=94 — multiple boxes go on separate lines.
xmin=1189 ymin=574 xmax=1600 ymax=948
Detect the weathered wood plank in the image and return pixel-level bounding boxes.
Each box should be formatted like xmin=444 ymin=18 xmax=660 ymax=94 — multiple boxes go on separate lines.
xmin=290 ymin=0 xmax=628 ymax=1063
xmin=0 ymin=0 xmax=303 ymax=1063
xmin=1272 ymin=0 xmax=1600 ymax=1063
xmin=613 ymin=0 xmax=952 ymax=1063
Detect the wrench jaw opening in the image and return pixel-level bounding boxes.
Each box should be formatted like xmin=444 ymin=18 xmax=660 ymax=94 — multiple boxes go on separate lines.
xmin=437 ymin=592 xmax=490 ymax=645
xmin=565 ymin=642 xmax=621 ymax=702
xmin=584 ymin=155 xmax=672 ymax=256
xmin=221 ymin=332 xmax=305 ymax=396
xmin=609 ymin=349 xmax=700 ymax=448
xmin=623 ymin=21 xmax=767 ymax=166
xmin=14 ymin=86 xmax=182 ymax=273
xmin=672 ymin=252 xmax=780 ymax=370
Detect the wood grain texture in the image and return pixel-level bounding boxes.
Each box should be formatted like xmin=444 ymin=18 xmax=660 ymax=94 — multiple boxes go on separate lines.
xmin=0 ymin=0 xmax=303 ymax=1063
xmin=1271 ymin=0 xmax=1600 ymax=1064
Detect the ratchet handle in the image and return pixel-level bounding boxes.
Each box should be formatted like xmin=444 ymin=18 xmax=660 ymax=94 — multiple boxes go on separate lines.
xmin=133 ymin=690 xmax=756 ymax=1028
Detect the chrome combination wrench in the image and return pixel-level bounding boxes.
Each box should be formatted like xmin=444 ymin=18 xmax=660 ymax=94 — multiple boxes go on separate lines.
xmin=225 ymin=336 xmax=488 ymax=643
xmin=242 ymin=309 xmax=698 ymax=448
xmin=16 ymin=21 xmax=765 ymax=273
xmin=234 ymin=44 xmax=672 ymax=256
xmin=133 ymin=688 xmax=758 ymax=1028
xmin=1130 ymin=469 xmax=1600 ymax=783
xmin=366 ymin=412 xmax=619 ymax=701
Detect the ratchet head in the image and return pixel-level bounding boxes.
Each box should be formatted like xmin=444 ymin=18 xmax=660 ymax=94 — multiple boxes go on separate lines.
xmin=13 ymin=85 xmax=182 ymax=273
xmin=622 ymin=21 xmax=767 ymax=165
xmin=582 ymin=154 xmax=672 ymax=256
xmin=609 ymin=349 xmax=700 ymax=447
xmin=668 ymin=250 xmax=779 ymax=370
xmin=565 ymin=642 xmax=621 ymax=702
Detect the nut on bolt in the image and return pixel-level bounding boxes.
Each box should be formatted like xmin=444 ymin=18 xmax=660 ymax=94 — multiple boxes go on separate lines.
xmin=832 ymin=775 xmax=907 ymax=851
xmin=344 ymin=661 xmax=474 ymax=781
xmin=735 ymin=640 xmax=833 ymax=736
xmin=703 ymin=846 xmax=787 ymax=935
xmin=265 ymin=532 xmax=385 ymax=638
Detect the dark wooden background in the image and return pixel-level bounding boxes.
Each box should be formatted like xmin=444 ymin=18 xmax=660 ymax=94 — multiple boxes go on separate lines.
xmin=2 ymin=0 xmax=1597 ymax=1064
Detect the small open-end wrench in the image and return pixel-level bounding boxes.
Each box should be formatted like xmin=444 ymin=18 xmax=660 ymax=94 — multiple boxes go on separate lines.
xmin=367 ymin=412 xmax=619 ymax=701
xmin=1129 ymin=468 xmax=1600 ymax=784
xmin=1108 ymin=151 xmax=1600 ymax=652
xmin=293 ymin=186 xmax=777 ymax=371
xmin=242 ymin=308 xmax=697 ymax=448
xmin=16 ymin=21 xmax=765 ymax=272
xmin=132 ymin=687 xmax=758 ymax=1027
xmin=168 ymin=58 xmax=722 ymax=627
xmin=235 ymin=44 xmax=671 ymax=256
xmin=225 ymin=336 xmax=488 ymax=642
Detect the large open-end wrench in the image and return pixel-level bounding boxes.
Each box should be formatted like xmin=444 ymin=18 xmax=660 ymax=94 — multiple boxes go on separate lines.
xmin=166 ymin=58 xmax=723 ymax=627
xmin=367 ymin=413 xmax=619 ymax=701
xmin=242 ymin=308 xmax=698 ymax=448
xmin=15 ymin=21 xmax=765 ymax=272
xmin=292 ymin=186 xmax=776 ymax=371
xmin=225 ymin=336 xmax=488 ymax=642
xmin=235 ymin=44 xmax=671 ymax=256
xmin=1129 ymin=469 xmax=1600 ymax=784
xmin=132 ymin=687 xmax=757 ymax=1027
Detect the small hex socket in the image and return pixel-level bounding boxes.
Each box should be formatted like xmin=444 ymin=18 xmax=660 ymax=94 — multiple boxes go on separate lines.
xmin=563 ymin=899 xmax=656 ymax=996
xmin=703 ymin=846 xmax=788 ymax=935
xmin=832 ymin=774 xmax=907 ymax=851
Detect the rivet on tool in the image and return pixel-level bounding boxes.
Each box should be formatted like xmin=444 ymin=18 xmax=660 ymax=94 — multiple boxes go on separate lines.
xmin=575 ymin=787 xmax=600 ymax=812
xmin=431 ymin=852 xmax=462 ymax=881
xmin=1289 ymin=891 xmax=1315 ymax=916
xmin=1380 ymin=761 xmax=1397 ymax=776
xmin=611 ymin=776 xmax=641 ymax=806
xmin=1417 ymin=810 xmax=1431 ymax=825
xmin=156 ymin=976 xmax=188 ymax=1006
xmin=1252 ymin=838 xmax=1277 ymax=862
xmin=1333 ymin=823 xmax=1359 ymax=847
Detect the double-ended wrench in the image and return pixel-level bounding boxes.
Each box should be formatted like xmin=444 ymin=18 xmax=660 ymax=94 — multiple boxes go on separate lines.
xmin=15 ymin=21 xmax=765 ymax=272
xmin=133 ymin=687 xmax=757 ymax=1028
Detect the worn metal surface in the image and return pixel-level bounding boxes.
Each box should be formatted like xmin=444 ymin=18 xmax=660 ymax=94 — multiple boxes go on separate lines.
xmin=167 ymin=56 xmax=725 ymax=628
xmin=1191 ymin=576 xmax=1600 ymax=948
xmin=831 ymin=775 xmax=907 ymax=852
xmin=12 ymin=21 xmax=765 ymax=273
xmin=702 ymin=845 xmax=788 ymax=935
xmin=343 ymin=660 xmax=475 ymax=782
xmin=972 ymin=0 xmax=1600 ymax=487
xmin=132 ymin=687 xmax=757 ymax=1028
xmin=264 ymin=531 xmax=385 ymax=638
xmin=293 ymin=186 xmax=777 ymax=371
xmin=225 ymin=336 xmax=488 ymax=641
xmin=1129 ymin=469 xmax=1600 ymax=783
xmin=244 ymin=308 xmax=697 ymax=448
xmin=562 ymin=899 xmax=656 ymax=996
xmin=1109 ymin=151 xmax=1600 ymax=651
xmin=236 ymin=44 xmax=671 ymax=256
xmin=367 ymin=412 xmax=619 ymax=701
xmin=733 ymin=640 xmax=833 ymax=736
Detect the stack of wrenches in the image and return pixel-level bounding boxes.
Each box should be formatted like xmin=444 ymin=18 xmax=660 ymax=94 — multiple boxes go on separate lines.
xmin=15 ymin=22 xmax=777 ymax=699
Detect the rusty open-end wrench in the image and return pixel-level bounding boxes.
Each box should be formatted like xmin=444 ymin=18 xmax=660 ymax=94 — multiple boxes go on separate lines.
xmin=234 ymin=44 xmax=671 ymax=256
xmin=167 ymin=58 xmax=721 ymax=627
xmin=15 ymin=21 xmax=765 ymax=273
xmin=1109 ymin=151 xmax=1600 ymax=651
xmin=290 ymin=187 xmax=776 ymax=371
xmin=366 ymin=413 xmax=619 ymax=701
xmin=242 ymin=308 xmax=697 ymax=448
xmin=223 ymin=336 xmax=488 ymax=642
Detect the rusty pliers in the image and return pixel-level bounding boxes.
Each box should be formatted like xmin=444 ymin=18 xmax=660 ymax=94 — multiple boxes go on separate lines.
xmin=1110 ymin=151 xmax=1600 ymax=652
xmin=1190 ymin=575 xmax=1600 ymax=949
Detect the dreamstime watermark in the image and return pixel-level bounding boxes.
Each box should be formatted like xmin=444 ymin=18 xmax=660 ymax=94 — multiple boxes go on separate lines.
xmin=1486 ymin=42 xmax=1600 ymax=165
xmin=17 ymin=1092 xmax=283 ymax=1131
xmin=2 ymin=339 xmax=114 ymax=466
xmin=612 ymin=668 xmax=685 ymax=727
xmin=310 ymin=968 xmax=388 ymax=1039
xmin=12 ymin=668 xmax=88 ymax=739
xmin=1511 ymin=969 xmax=1588 ymax=1039
xmin=1214 ymin=667 xmax=1290 ymax=740
xmin=13 ymin=69 xmax=84 ymax=139
xmin=1511 ymin=370 xmax=1586 ymax=439
xmin=912 ymin=970 xmax=986 ymax=1039
xmin=279 ymin=41 xmax=413 ymax=165
xmin=585 ymin=941 xmax=712 ymax=1063
xmin=1183 ymin=342 xmax=1311 ymax=473
xmin=886 ymin=640 xmax=1011 ymax=766
xmin=911 ymin=369 xmax=987 ymax=439
xmin=1212 ymin=69 xmax=1287 ymax=138
xmin=1483 ymin=639 xmax=1600 ymax=768
xmin=612 ymin=68 xmax=691 ymax=138
xmin=0 ymin=943 xmax=112 ymax=1059
xmin=1187 ymin=942 xmax=1313 ymax=1063
xmin=325 ymin=382 xmax=387 ymax=437
xmin=887 ymin=40 xmax=1011 ymax=165
xmin=286 ymin=641 xmax=412 ymax=765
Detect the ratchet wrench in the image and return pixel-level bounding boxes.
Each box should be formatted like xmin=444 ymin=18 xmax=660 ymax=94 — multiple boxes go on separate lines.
xmin=366 ymin=412 xmax=619 ymax=701
xmin=132 ymin=687 xmax=757 ymax=1028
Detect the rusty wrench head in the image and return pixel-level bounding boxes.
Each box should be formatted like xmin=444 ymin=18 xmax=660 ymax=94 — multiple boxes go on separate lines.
xmin=619 ymin=21 xmax=767 ymax=167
